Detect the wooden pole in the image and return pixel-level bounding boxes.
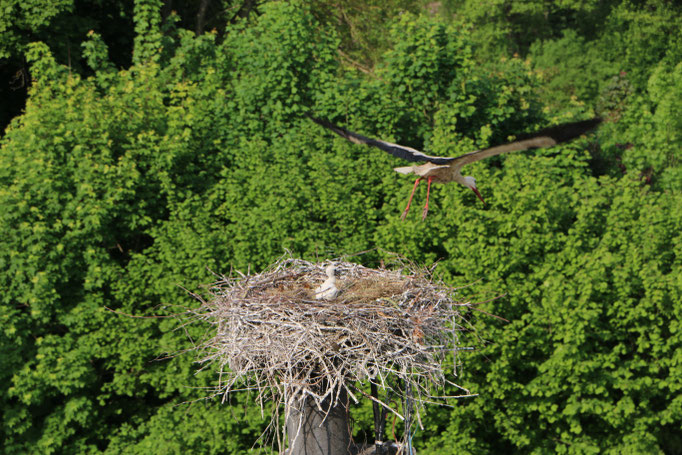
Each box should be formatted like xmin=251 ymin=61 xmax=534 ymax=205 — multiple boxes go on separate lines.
xmin=286 ymin=389 xmax=353 ymax=455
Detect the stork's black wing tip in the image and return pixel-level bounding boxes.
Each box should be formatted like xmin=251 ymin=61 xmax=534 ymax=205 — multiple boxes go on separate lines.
xmin=536 ymin=117 xmax=603 ymax=143
xmin=307 ymin=114 xmax=327 ymax=126
xmin=308 ymin=115 xmax=352 ymax=136
xmin=308 ymin=115 xmax=345 ymax=134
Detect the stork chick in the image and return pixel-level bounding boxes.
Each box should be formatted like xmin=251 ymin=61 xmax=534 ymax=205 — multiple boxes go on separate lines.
xmin=314 ymin=264 xmax=339 ymax=301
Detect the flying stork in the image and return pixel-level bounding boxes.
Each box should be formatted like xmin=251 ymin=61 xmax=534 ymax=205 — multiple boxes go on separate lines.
xmin=311 ymin=116 xmax=601 ymax=220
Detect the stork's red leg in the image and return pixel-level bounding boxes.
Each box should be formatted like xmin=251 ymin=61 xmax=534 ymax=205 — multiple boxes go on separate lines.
xmin=422 ymin=176 xmax=434 ymax=220
xmin=401 ymin=178 xmax=422 ymax=220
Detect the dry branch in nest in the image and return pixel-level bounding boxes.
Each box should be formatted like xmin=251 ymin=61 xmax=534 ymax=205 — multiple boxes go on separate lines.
xmin=189 ymin=255 xmax=477 ymax=448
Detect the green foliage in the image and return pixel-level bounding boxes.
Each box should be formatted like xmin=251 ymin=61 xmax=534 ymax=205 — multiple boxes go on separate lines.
xmin=310 ymin=0 xmax=427 ymax=69
xmin=529 ymin=29 xmax=619 ymax=108
xmin=0 ymin=10 xmax=270 ymax=452
xmin=0 ymin=0 xmax=74 ymax=60
xmin=132 ymin=0 xmax=164 ymax=64
xmin=225 ymin=1 xmax=339 ymax=131
xmin=450 ymin=0 xmax=682 ymax=115
xmin=1 ymin=1 xmax=681 ymax=454
xmin=609 ymin=60 xmax=682 ymax=192
xmin=0 ymin=0 xmax=135 ymax=72
xmin=597 ymin=1 xmax=682 ymax=92
xmin=444 ymin=0 xmax=609 ymax=57
xmin=0 ymin=0 xmax=135 ymax=137
xmin=413 ymin=173 xmax=682 ymax=453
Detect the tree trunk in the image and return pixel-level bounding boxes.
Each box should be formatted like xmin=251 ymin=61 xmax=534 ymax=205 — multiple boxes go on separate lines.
xmin=286 ymin=389 xmax=353 ymax=455
xmin=230 ymin=0 xmax=257 ymax=23
xmin=195 ymin=0 xmax=211 ymax=35
xmin=161 ymin=0 xmax=173 ymax=22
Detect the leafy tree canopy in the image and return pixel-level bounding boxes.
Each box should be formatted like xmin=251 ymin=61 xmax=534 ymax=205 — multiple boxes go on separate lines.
xmin=0 ymin=0 xmax=680 ymax=454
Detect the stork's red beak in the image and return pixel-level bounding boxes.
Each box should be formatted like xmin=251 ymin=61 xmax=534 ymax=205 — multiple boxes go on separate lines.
xmin=472 ymin=187 xmax=485 ymax=204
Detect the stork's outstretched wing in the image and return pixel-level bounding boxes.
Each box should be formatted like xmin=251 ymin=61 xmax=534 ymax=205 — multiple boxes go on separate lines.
xmin=309 ymin=116 xmax=456 ymax=165
xmin=311 ymin=116 xmax=601 ymax=166
xmin=449 ymin=117 xmax=603 ymax=167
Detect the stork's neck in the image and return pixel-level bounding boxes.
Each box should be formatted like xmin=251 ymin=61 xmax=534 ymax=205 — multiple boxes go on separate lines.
xmin=451 ymin=168 xmax=468 ymax=187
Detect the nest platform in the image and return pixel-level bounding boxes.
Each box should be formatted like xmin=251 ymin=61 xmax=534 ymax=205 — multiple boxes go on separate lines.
xmin=191 ymin=256 xmax=475 ymax=441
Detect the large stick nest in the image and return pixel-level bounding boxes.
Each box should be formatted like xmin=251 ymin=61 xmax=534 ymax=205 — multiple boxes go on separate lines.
xmin=191 ymin=256 xmax=475 ymax=434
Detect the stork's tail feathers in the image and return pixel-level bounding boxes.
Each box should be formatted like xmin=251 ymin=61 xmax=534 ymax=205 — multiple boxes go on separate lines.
xmin=394 ymin=166 xmax=416 ymax=175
